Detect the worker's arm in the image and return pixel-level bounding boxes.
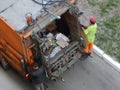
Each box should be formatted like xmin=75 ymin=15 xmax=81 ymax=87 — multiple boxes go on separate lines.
xmin=84 ymin=28 xmax=89 ymax=35
xmin=29 ymin=66 xmax=45 ymax=77
xmin=20 ymin=59 xmax=28 ymax=73
xmin=80 ymin=24 xmax=88 ymax=29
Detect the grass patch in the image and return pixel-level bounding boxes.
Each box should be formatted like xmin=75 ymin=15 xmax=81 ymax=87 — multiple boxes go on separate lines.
xmin=96 ymin=15 xmax=120 ymax=61
xmin=87 ymin=0 xmax=96 ymax=6
xmin=103 ymin=16 xmax=120 ymax=30
xmin=87 ymin=0 xmax=118 ymax=16
xmin=99 ymin=0 xmax=117 ymax=16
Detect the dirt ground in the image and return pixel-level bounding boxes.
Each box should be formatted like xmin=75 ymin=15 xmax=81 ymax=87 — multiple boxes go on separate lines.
xmin=76 ymin=0 xmax=120 ymax=62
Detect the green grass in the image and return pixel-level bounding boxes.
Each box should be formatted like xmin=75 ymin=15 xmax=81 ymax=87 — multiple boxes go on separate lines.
xmin=96 ymin=15 xmax=120 ymax=61
xmin=99 ymin=0 xmax=117 ymax=16
xmin=103 ymin=16 xmax=120 ymax=30
xmin=87 ymin=0 xmax=96 ymax=6
xmin=87 ymin=0 xmax=118 ymax=16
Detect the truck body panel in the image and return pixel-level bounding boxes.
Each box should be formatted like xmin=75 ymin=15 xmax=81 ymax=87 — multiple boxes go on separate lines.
xmin=0 ymin=17 xmax=24 ymax=74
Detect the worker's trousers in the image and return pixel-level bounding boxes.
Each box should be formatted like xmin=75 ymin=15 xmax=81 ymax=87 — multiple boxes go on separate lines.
xmin=84 ymin=43 xmax=93 ymax=54
xmin=34 ymin=83 xmax=45 ymax=90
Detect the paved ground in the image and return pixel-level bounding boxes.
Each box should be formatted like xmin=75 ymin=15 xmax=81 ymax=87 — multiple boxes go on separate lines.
xmin=1 ymin=53 xmax=120 ymax=90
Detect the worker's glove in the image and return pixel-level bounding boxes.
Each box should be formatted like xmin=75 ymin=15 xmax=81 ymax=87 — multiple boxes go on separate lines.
xmin=80 ymin=24 xmax=84 ymax=27
xmin=25 ymin=73 xmax=30 ymax=80
xmin=80 ymin=24 xmax=88 ymax=29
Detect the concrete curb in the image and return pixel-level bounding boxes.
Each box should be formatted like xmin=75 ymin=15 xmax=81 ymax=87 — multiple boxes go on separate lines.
xmin=93 ymin=45 xmax=120 ymax=72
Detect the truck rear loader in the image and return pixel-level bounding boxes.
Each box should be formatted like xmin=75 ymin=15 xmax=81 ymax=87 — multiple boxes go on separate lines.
xmin=0 ymin=0 xmax=88 ymax=85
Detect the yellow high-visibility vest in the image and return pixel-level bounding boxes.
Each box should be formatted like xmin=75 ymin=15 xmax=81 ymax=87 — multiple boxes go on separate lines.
xmin=84 ymin=23 xmax=97 ymax=43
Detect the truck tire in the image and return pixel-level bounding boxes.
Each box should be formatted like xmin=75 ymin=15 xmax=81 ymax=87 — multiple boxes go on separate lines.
xmin=0 ymin=56 xmax=9 ymax=70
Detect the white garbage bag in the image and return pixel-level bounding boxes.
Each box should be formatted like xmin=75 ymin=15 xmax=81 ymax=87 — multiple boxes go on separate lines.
xmin=56 ymin=33 xmax=70 ymax=48
xmin=56 ymin=33 xmax=70 ymax=42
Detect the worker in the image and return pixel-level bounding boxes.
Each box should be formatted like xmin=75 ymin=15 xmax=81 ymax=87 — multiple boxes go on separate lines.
xmin=81 ymin=16 xmax=97 ymax=55
xmin=30 ymin=63 xmax=48 ymax=90
xmin=69 ymin=0 xmax=76 ymax=4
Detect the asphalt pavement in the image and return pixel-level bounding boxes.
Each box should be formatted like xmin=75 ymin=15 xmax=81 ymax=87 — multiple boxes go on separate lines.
xmin=1 ymin=53 xmax=120 ymax=90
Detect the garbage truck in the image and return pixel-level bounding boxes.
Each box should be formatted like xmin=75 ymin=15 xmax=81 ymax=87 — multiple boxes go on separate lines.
xmin=0 ymin=0 xmax=88 ymax=84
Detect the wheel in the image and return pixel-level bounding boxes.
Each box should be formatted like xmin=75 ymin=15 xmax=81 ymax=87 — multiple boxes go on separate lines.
xmin=0 ymin=56 xmax=9 ymax=70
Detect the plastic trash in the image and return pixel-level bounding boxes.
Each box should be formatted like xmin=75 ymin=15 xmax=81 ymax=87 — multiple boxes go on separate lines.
xmin=56 ymin=33 xmax=69 ymax=48
xmin=50 ymin=46 xmax=61 ymax=58
xmin=56 ymin=33 xmax=70 ymax=42
xmin=56 ymin=38 xmax=69 ymax=48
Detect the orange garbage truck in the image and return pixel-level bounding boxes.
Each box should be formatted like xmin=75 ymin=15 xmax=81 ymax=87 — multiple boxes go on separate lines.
xmin=0 ymin=0 xmax=88 ymax=81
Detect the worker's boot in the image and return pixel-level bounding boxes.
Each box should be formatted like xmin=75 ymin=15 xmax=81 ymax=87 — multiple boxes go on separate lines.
xmin=44 ymin=83 xmax=48 ymax=90
xmin=87 ymin=51 xmax=93 ymax=58
xmin=80 ymin=52 xmax=89 ymax=60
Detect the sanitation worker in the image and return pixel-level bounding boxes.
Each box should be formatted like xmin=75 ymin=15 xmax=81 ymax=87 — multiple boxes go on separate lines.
xmin=30 ymin=63 xmax=48 ymax=90
xmin=81 ymin=16 xmax=97 ymax=55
